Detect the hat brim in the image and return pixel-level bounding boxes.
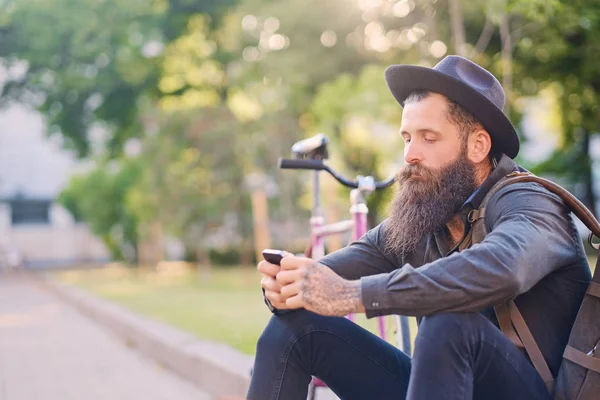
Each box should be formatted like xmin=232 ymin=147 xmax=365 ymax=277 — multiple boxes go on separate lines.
xmin=385 ymin=65 xmax=519 ymax=159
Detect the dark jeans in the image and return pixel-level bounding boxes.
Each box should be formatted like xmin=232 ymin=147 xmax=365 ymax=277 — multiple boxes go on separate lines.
xmin=247 ymin=310 xmax=552 ymax=400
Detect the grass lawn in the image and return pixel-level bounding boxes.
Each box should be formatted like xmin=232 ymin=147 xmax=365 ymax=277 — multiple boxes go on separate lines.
xmin=54 ymin=263 xmax=417 ymax=355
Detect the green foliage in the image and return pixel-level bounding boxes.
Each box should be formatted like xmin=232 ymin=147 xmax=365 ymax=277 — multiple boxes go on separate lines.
xmin=8 ymin=0 xmax=600 ymax=262
xmin=504 ymin=0 xmax=600 ymax=212
xmin=0 ymin=0 xmax=241 ymax=157
xmin=0 ymin=0 xmax=164 ymax=156
xmin=59 ymin=158 xmax=142 ymax=260
xmin=307 ymin=64 xmax=404 ymax=223
xmin=125 ymin=106 xmax=257 ymax=258
xmin=209 ymin=248 xmax=241 ymax=266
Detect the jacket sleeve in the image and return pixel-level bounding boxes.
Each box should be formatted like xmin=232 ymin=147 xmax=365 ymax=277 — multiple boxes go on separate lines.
xmin=318 ymin=222 xmax=399 ymax=280
xmin=360 ymin=183 xmax=583 ymax=318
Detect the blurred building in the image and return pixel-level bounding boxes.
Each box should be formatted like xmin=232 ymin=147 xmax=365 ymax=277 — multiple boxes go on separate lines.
xmin=0 ymin=103 xmax=109 ymax=269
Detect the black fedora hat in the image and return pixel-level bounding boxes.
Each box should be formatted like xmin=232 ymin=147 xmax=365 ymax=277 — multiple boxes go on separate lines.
xmin=385 ymin=55 xmax=519 ymax=159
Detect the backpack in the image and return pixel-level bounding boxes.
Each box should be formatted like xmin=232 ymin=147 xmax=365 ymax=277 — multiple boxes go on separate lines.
xmin=463 ymin=171 xmax=600 ymax=399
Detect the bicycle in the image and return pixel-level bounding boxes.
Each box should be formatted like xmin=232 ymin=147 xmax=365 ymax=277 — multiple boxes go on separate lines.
xmin=278 ymin=133 xmax=413 ymax=399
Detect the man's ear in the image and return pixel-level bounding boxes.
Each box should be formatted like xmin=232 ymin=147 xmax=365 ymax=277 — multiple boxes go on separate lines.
xmin=468 ymin=128 xmax=492 ymax=164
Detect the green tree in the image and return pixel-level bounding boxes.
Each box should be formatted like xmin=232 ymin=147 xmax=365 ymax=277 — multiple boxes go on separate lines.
xmin=0 ymin=0 xmax=241 ymax=157
xmin=59 ymin=158 xmax=142 ymax=261
xmin=307 ymin=64 xmax=404 ymax=225
xmin=509 ymin=0 xmax=600 ymax=214
xmin=0 ymin=0 xmax=163 ymax=156
xmin=127 ymin=106 xmax=257 ymax=265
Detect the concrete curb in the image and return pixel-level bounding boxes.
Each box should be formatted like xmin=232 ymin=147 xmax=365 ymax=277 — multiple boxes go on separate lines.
xmin=36 ymin=274 xmax=253 ymax=399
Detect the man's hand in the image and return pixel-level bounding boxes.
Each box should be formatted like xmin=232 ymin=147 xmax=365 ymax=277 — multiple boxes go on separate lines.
xmin=276 ymin=255 xmax=365 ymax=317
xmin=258 ymin=252 xmax=292 ymax=310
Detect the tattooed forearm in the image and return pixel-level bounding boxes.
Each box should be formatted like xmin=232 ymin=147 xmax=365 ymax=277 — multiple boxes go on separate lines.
xmin=302 ymin=262 xmax=364 ymax=316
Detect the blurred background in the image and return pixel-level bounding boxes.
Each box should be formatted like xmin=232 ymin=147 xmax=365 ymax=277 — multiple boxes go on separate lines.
xmin=1 ymin=0 xmax=600 ymax=398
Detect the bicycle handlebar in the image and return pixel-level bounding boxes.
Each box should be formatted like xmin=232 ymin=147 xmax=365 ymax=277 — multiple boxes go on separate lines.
xmin=278 ymin=158 xmax=395 ymax=190
xmin=278 ymin=158 xmax=327 ymax=171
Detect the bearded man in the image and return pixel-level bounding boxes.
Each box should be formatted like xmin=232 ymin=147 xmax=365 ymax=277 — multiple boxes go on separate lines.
xmin=247 ymin=56 xmax=591 ymax=400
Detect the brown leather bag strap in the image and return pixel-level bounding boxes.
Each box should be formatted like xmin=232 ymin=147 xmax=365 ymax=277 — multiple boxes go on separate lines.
xmin=501 ymin=173 xmax=600 ymax=237
xmin=493 ymin=303 xmax=524 ymax=349
xmin=457 ymin=228 xmax=473 ymax=252
xmin=563 ymin=345 xmax=600 ymax=374
xmin=507 ymin=300 xmax=555 ymax=392
xmin=494 ymin=302 xmax=554 ymax=393
xmin=587 ymin=281 xmax=600 ymax=299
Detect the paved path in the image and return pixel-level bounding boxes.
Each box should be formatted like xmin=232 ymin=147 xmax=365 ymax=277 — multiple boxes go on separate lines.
xmin=0 ymin=275 xmax=212 ymax=400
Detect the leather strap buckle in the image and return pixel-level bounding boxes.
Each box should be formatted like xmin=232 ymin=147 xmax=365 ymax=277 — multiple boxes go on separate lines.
xmin=588 ymin=232 xmax=600 ymax=250
xmin=467 ymin=208 xmax=485 ymax=223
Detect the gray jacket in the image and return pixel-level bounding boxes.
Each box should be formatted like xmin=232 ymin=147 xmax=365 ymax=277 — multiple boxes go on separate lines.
xmin=320 ymin=154 xmax=591 ymax=376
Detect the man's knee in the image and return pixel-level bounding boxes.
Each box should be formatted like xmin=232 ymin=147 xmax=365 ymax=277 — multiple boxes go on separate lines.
xmin=256 ymin=309 xmax=324 ymax=353
xmin=420 ymin=312 xmax=476 ymax=333
xmin=416 ymin=312 xmax=484 ymax=350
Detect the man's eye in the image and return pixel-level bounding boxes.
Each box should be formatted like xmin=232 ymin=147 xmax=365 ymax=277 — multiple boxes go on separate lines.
xmin=425 ymin=138 xmax=436 ymax=143
xmin=403 ymin=136 xmax=411 ymax=143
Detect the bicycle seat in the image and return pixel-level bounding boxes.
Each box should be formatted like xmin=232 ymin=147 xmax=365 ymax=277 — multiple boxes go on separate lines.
xmin=292 ymin=134 xmax=329 ymax=160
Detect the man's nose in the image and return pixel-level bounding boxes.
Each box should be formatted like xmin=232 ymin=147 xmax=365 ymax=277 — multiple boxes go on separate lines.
xmin=404 ymin=141 xmax=423 ymax=164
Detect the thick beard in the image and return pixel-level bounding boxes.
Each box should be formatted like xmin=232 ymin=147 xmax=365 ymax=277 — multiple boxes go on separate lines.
xmin=383 ymin=151 xmax=477 ymax=258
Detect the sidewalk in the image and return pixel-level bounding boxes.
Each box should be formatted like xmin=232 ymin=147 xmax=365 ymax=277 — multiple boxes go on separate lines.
xmin=0 ymin=274 xmax=212 ymax=400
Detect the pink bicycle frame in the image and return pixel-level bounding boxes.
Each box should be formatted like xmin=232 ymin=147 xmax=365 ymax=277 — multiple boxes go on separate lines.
xmin=305 ymin=172 xmax=387 ymax=340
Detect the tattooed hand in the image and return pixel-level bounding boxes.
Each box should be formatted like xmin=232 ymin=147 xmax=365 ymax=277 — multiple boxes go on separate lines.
xmin=276 ymin=255 xmax=365 ymax=317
